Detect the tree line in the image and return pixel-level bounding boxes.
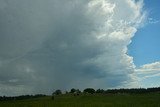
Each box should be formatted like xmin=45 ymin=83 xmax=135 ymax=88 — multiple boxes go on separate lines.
xmin=0 ymin=94 xmax=46 ymax=101
xmin=0 ymin=87 xmax=160 ymax=101
xmin=52 ymin=87 xmax=160 ymax=95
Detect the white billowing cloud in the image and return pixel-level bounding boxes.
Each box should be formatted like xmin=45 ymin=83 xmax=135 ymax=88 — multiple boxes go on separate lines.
xmin=0 ymin=0 xmax=145 ymax=96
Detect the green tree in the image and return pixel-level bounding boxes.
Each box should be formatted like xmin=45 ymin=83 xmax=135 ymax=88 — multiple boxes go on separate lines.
xmin=70 ymin=88 xmax=76 ymax=93
xmin=53 ymin=89 xmax=62 ymax=95
xmin=83 ymin=88 xmax=95 ymax=94
xmin=96 ymin=89 xmax=105 ymax=93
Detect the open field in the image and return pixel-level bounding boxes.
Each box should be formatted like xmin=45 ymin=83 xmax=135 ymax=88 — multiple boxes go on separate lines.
xmin=0 ymin=93 xmax=160 ymax=107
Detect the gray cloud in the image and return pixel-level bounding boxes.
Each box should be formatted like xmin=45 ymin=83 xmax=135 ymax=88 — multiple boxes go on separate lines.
xmin=0 ymin=0 xmax=144 ymax=96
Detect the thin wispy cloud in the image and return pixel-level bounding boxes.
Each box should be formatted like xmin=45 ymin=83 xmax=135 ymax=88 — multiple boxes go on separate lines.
xmin=135 ymin=62 xmax=160 ymax=81
xmin=148 ymin=18 xmax=159 ymax=24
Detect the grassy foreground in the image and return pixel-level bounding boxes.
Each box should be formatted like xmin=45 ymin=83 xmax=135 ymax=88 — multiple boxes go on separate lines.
xmin=0 ymin=93 xmax=160 ymax=107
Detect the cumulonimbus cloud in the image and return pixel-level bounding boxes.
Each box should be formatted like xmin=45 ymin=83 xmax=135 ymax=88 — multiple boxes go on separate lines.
xmin=0 ymin=0 xmax=145 ymax=96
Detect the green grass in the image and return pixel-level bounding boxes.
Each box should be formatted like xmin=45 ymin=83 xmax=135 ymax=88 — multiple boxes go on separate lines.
xmin=0 ymin=93 xmax=160 ymax=107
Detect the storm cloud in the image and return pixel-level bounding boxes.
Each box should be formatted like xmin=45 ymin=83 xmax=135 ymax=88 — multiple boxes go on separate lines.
xmin=0 ymin=0 xmax=145 ymax=96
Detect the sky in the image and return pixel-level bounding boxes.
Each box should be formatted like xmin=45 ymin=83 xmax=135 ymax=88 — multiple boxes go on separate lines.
xmin=0 ymin=0 xmax=159 ymax=96
xmin=128 ymin=0 xmax=160 ymax=88
xmin=129 ymin=0 xmax=160 ymax=66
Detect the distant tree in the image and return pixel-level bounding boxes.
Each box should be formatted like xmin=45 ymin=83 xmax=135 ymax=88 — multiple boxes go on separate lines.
xmin=65 ymin=91 xmax=69 ymax=94
xmin=70 ymin=88 xmax=76 ymax=93
xmin=76 ymin=89 xmax=81 ymax=94
xmin=69 ymin=88 xmax=81 ymax=96
xmin=83 ymin=88 xmax=95 ymax=94
xmin=53 ymin=89 xmax=62 ymax=95
xmin=96 ymin=89 xmax=105 ymax=93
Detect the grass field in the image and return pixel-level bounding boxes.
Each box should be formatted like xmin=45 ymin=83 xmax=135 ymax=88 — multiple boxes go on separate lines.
xmin=0 ymin=93 xmax=160 ymax=107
